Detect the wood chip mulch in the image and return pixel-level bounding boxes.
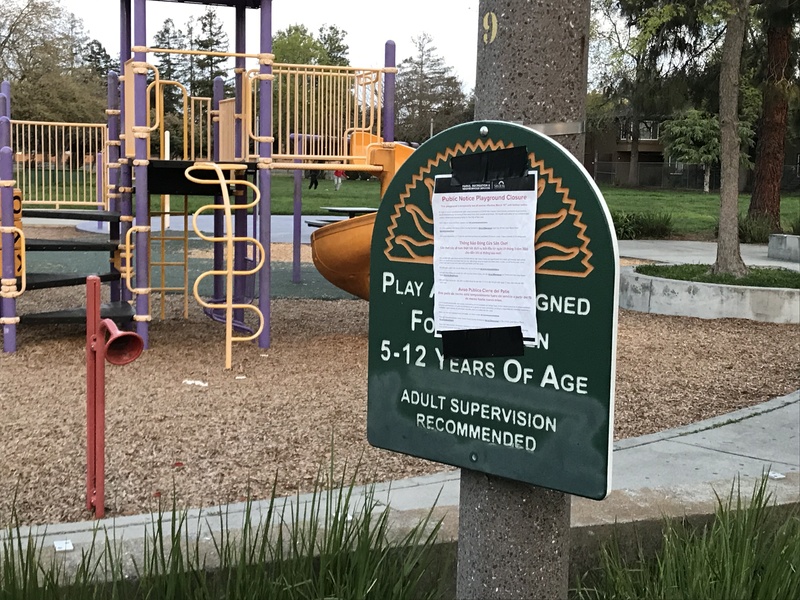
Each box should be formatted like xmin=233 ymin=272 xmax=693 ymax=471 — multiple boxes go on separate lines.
xmin=0 ymin=235 xmax=797 ymax=525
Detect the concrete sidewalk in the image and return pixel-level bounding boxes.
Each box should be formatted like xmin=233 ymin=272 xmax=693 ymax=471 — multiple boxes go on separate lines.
xmin=619 ymin=239 xmax=800 ymax=270
xmin=42 ymin=216 xmax=800 ymax=269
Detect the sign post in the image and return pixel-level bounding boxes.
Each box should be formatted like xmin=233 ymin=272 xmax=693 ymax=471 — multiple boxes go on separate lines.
xmin=368 ymin=120 xmax=617 ymax=595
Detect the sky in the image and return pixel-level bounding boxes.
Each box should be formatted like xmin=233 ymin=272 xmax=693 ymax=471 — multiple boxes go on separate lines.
xmin=58 ymin=0 xmax=480 ymax=91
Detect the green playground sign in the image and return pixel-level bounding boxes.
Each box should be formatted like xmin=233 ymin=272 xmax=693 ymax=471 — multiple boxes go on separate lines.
xmin=367 ymin=121 xmax=619 ymax=500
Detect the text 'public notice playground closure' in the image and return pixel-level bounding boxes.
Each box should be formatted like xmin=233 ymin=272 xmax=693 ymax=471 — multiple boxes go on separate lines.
xmin=432 ymin=179 xmax=538 ymax=338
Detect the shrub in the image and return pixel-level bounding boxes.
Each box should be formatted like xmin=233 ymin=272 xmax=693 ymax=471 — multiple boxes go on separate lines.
xmin=635 ymin=211 xmax=674 ymax=239
xmin=714 ymin=212 xmax=774 ymax=244
xmin=788 ymin=215 xmax=800 ymax=235
xmin=738 ymin=212 xmax=773 ymax=244
xmin=574 ymin=475 xmax=800 ymax=600
xmin=610 ymin=211 xmax=674 ymax=240
xmin=610 ymin=210 xmax=639 ymax=240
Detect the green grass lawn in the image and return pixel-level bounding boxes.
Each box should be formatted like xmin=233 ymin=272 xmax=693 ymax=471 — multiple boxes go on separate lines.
xmin=24 ymin=167 xmax=800 ymax=241
xmin=147 ymin=172 xmax=382 ymax=216
xmin=601 ymin=187 xmax=800 ymax=240
xmin=599 ymin=186 xmax=800 ymax=239
xmin=636 ymin=263 xmax=800 ymax=289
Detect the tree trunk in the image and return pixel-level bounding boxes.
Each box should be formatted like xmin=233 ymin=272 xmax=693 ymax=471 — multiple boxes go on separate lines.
xmin=713 ymin=0 xmax=751 ymax=277
xmin=703 ymin=166 xmax=711 ymax=193
xmin=748 ymin=6 xmax=790 ymax=231
xmin=627 ymin=118 xmax=640 ymax=186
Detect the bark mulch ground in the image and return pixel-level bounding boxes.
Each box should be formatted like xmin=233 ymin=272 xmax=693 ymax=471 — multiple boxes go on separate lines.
xmin=1 ymin=236 xmax=798 ymax=525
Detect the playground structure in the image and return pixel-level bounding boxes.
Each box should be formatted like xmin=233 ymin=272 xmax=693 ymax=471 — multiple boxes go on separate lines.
xmin=0 ymin=0 xmax=415 ymax=368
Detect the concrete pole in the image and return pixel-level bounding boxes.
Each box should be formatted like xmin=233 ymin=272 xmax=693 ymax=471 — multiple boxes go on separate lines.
xmin=474 ymin=0 xmax=590 ymax=160
xmin=457 ymin=2 xmax=591 ymax=599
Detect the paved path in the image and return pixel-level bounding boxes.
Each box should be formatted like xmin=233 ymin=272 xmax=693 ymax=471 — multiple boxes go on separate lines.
xmin=619 ymin=239 xmax=799 ymax=270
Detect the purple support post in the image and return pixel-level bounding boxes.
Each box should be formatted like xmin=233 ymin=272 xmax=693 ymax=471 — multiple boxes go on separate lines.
xmin=234 ymin=7 xmax=245 ymax=161
xmin=383 ymin=42 xmax=396 ymax=143
xmin=119 ymin=1 xmax=133 ymax=304
xmin=212 ymin=77 xmax=225 ymax=303
xmin=132 ymin=0 xmax=149 ymax=347
xmin=1 ymin=81 xmax=10 ymax=118
xmin=107 ymin=71 xmax=121 ymax=302
xmin=119 ymin=161 xmax=133 ymax=304
xmin=0 ymin=93 xmax=7 ymax=119
xmin=292 ymin=136 xmax=303 ymax=283
xmin=1 ymin=138 xmax=16 ymax=352
xmin=257 ymin=1 xmax=273 ymax=348
xmin=233 ymin=5 xmax=247 ymax=323
xmin=119 ymin=0 xmax=131 ymax=159
xmin=0 ymin=117 xmax=8 ymax=153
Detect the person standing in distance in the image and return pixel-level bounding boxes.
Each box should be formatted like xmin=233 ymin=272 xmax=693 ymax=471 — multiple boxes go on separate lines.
xmin=333 ymin=168 xmax=345 ymax=191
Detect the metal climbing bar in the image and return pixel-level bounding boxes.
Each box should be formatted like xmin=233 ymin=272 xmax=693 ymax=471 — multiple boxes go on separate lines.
xmin=184 ymin=162 xmax=265 ymax=370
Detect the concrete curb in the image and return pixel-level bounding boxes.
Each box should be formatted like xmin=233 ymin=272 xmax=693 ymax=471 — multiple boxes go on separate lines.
xmin=768 ymin=234 xmax=800 ymax=263
xmin=619 ymin=267 xmax=800 ymax=323
xmin=614 ymin=390 xmax=800 ymax=450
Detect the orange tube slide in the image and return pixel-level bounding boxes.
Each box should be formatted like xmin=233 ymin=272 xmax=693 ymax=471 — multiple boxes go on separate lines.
xmin=311 ymin=212 xmax=376 ymax=300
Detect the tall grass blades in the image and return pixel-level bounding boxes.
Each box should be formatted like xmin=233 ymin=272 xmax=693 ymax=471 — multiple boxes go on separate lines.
xmin=0 ymin=466 xmax=447 ymax=599
xmin=738 ymin=213 xmax=774 ymax=244
xmin=610 ymin=211 xmax=673 ymax=240
xmin=634 ymin=212 xmax=673 ymax=239
xmin=574 ymin=475 xmax=800 ymax=600
xmin=610 ymin=210 xmax=639 ymax=240
xmin=714 ymin=211 xmax=775 ymax=243
xmin=788 ymin=215 xmax=800 ymax=235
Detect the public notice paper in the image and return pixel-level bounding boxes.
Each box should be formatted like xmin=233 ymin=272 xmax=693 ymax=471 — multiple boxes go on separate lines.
xmin=432 ymin=174 xmax=538 ymax=338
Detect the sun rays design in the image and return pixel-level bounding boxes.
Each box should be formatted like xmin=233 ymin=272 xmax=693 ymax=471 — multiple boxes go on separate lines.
xmin=382 ymin=138 xmax=593 ymax=277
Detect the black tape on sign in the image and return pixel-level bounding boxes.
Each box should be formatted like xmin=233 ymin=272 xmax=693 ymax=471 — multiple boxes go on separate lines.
xmin=449 ymin=146 xmax=529 ymax=185
xmin=441 ymin=326 xmax=524 ymax=359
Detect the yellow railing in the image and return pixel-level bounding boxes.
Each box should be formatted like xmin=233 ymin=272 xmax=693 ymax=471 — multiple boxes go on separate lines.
xmin=247 ymin=63 xmax=385 ymax=165
xmin=121 ymin=52 xmax=390 ymax=168
xmin=10 ymin=121 xmax=107 ymax=208
xmin=0 ymin=226 xmax=25 ymax=300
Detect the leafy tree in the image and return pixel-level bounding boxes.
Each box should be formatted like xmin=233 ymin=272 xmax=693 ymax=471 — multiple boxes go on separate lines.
xmin=0 ymin=0 xmax=105 ymax=121
xmin=661 ymin=106 xmax=754 ymax=193
xmin=153 ymin=19 xmax=188 ymax=114
xmin=83 ymin=39 xmax=116 ymax=81
xmin=395 ymin=33 xmax=471 ymax=143
xmin=273 ymin=24 xmax=327 ymax=65
xmin=1 ymin=0 xmax=70 ymax=80
xmin=193 ymin=8 xmax=229 ymax=99
xmin=748 ymin=0 xmax=800 ymax=230
xmin=317 ymin=24 xmax=349 ymax=66
xmin=661 ymin=109 xmax=721 ymax=193
xmin=591 ymin=0 xmax=693 ymax=185
xmin=183 ymin=16 xmax=198 ymax=96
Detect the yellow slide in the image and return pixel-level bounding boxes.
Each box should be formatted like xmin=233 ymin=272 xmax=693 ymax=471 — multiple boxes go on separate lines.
xmin=310 ymin=140 xmax=414 ymax=300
